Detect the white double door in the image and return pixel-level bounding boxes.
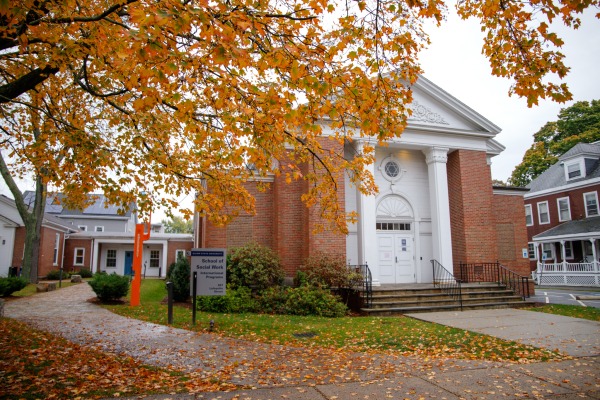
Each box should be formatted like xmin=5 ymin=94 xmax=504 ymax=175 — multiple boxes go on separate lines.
xmin=378 ymin=233 xmax=415 ymax=283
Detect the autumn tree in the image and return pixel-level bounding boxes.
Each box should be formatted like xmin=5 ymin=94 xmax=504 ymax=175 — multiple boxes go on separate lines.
xmin=0 ymin=0 xmax=596 ymax=280
xmin=162 ymin=215 xmax=194 ymax=234
xmin=509 ymin=100 xmax=600 ymax=186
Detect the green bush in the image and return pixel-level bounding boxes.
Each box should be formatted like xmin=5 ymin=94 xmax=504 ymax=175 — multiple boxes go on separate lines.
xmin=196 ymin=285 xmax=257 ymax=313
xmin=78 ymin=268 xmax=93 ymax=278
xmin=299 ymin=252 xmax=357 ymax=288
xmin=45 ymin=269 xmax=70 ymax=280
xmin=227 ymin=242 xmax=283 ymax=291
xmin=283 ymin=286 xmax=347 ymax=317
xmin=166 ymin=262 xmax=177 ymax=280
xmin=257 ymin=286 xmax=291 ymax=314
xmin=0 ymin=276 xmax=28 ymax=297
xmin=170 ymin=258 xmax=190 ymax=302
xmin=87 ymin=273 xmax=130 ymax=302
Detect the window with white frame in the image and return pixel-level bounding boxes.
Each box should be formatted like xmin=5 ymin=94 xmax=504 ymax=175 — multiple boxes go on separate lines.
xmin=565 ymin=161 xmax=583 ymax=180
xmin=78 ymin=225 xmax=87 ymax=231
xmin=525 ymin=204 xmax=533 ymax=226
xmin=557 ymin=197 xmax=571 ymax=222
xmin=175 ymin=249 xmax=186 ymax=261
xmin=150 ymin=250 xmax=160 ymax=268
xmin=106 ymin=249 xmax=117 ymax=268
xmin=53 ymin=233 xmax=60 ymax=265
xmin=528 ymin=243 xmax=537 ymax=260
xmin=563 ymin=241 xmax=574 ymax=259
xmin=542 ymin=243 xmax=554 ymax=260
xmin=74 ymin=248 xmax=85 ymax=266
xmin=584 ymin=192 xmax=599 ymax=217
xmin=95 ymin=226 xmax=104 ymax=232
xmin=538 ymin=201 xmax=550 ymax=224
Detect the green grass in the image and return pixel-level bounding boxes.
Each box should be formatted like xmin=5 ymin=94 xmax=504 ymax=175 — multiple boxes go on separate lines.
xmin=103 ymin=279 xmax=566 ymax=363
xmin=11 ymin=281 xmax=79 ymax=297
xmin=527 ymin=304 xmax=600 ymax=321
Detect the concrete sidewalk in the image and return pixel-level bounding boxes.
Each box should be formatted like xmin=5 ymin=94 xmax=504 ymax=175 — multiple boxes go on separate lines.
xmin=4 ymin=283 xmax=600 ymax=399
xmin=406 ymin=309 xmax=600 ymax=357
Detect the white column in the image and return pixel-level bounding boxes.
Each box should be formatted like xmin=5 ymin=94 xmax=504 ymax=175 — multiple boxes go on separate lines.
xmin=356 ymin=140 xmax=380 ymax=285
xmin=560 ymin=240 xmax=567 ymax=270
xmin=591 ymin=239 xmax=598 ymax=272
xmin=423 ymin=147 xmax=453 ymax=271
xmin=91 ymin=239 xmax=100 ymax=273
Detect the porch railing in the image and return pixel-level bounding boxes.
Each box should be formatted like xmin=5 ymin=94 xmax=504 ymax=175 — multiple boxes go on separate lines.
xmin=348 ymin=264 xmax=373 ymax=308
xmin=535 ymin=261 xmax=600 ymax=286
xmin=458 ymin=262 xmax=530 ymax=299
xmin=431 ymin=259 xmax=462 ymax=311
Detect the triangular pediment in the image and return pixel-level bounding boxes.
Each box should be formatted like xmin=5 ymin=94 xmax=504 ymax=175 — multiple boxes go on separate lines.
xmin=407 ymin=75 xmax=500 ymax=137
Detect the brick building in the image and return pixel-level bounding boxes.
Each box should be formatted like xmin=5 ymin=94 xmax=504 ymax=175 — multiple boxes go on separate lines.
xmin=525 ymin=142 xmax=600 ymax=286
xmin=197 ymin=76 xmax=531 ymax=285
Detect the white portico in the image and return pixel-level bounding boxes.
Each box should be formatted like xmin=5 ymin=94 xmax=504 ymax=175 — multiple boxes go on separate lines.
xmin=343 ymin=76 xmax=503 ymax=285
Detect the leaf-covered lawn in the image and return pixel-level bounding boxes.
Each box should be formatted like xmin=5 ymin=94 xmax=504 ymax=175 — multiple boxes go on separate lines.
xmin=527 ymin=303 xmax=600 ymax=321
xmin=105 ymin=280 xmax=565 ymax=363
xmin=0 ymin=318 xmax=239 ymax=399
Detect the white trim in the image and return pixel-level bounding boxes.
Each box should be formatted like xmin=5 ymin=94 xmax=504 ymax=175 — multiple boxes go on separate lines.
xmin=542 ymin=242 xmax=555 ymax=260
xmin=537 ymin=201 xmax=550 ymax=225
xmin=557 ymin=197 xmax=571 ymax=222
xmin=528 ymin=242 xmax=537 ymax=260
xmin=564 ymin=241 xmax=574 ymax=260
xmin=584 ymin=191 xmax=599 ymax=217
xmin=106 ymin=248 xmax=117 ymax=268
xmin=524 ymin=176 xmax=600 ymax=199
xmin=74 ymin=247 xmax=85 ymax=266
xmin=53 ymin=233 xmax=60 ymax=266
xmin=56 ymin=215 xmax=131 ymax=221
xmin=525 ymin=204 xmax=533 ymax=226
xmin=175 ymin=249 xmax=186 ymax=260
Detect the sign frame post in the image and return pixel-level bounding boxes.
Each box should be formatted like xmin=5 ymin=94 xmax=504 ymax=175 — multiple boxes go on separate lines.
xmin=190 ymin=248 xmax=226 ymax=325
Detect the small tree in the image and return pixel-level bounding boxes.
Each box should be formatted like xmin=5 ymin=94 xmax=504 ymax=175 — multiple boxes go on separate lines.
xmin=170 ymin=258 xmax=190 ymax=302
xmin=88 ymin=273 xmax=129 ymax=302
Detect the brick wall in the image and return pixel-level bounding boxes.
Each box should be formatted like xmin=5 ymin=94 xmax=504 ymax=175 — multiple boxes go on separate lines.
xmin=447 ymin=150 xmax=498 ymax=271
xmin=166 ymin=240 xmax=194 ymax=266
xmin=64 ymin=238 xmax=94 ymax=273
xmin=493 ymin=193 xmax=531 ymax=279
xmin=38 ymin=228 xmax=64 ymax=278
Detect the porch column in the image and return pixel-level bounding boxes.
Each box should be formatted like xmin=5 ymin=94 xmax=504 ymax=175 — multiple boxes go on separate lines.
xmin=91 ymin=239 xmax=100 ymax=273
xmin=591 ymin=239 xmax=598 ymax=272
xmin=560 ymin=240 xmax=567 ymax=271
xmin=423 ymin=147 xmax=453 ymax=270
xmin=356 ymin=140 xmax=379 ymax=285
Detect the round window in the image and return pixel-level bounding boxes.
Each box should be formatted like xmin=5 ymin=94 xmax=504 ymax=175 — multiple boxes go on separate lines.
xmin=384 ymin=161 xmax=400 ymax=178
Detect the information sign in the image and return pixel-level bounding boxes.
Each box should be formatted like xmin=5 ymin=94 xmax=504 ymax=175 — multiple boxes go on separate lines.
xmin=190 ymin=248 xmax=226 ymax=296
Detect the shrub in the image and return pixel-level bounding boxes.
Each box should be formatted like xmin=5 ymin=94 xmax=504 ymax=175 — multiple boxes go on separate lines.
xmin=170 ymin=257 xmax=190 ymax=302
xmin=166 ymin=262 xmax=177 ymax=280
xmin=45 ymin=269 xmax=70 ymax=280
xmin=0 ymin=277 xmax=28 ymax=297
xmin=257 ymin=286 xmax=291 ymax=314
xmin=87 ymin=273 xmax=130 ymax=302
xmin=196 ymin=285 xmax=257 ymax=313
xmin=78 ymin=268 xmax=93 ymax=278
xmin=227 ymin=242 xmax=283 ymax=291
xmin=299 ymin=252 xmax=356 ymax=288
xmin=283 ymin=286 xmax=347 ymax=317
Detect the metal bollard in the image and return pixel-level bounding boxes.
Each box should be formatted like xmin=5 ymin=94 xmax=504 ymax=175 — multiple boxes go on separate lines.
xmin=166 ymin=281 xmax=173 ymax=324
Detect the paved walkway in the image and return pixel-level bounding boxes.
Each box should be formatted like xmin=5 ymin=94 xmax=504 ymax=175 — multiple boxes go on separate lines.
xmin=4 ymin=283 xmax=600 ymax=399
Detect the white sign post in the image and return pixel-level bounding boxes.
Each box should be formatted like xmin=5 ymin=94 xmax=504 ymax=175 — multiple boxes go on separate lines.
xmin=190 ymin=248 xmax=226 ymax=325
xmin=190 ymin=248 xmax=227 ymax=296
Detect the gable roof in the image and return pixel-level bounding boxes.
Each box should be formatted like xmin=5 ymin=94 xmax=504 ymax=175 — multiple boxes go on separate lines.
xmin=527 ymin=142 xmax=600 ymax=193
xmin=22 ymin=191 xmax=135 ymax=218
xmin=0 ymin=194 xmax=76 ymax=232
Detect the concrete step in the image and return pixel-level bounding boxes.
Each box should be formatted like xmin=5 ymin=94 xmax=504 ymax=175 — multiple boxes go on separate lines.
xmin=361 ymin=300 xmax=528 ymax=316
xmin=369 ymin=295 xmax=524 ymax=309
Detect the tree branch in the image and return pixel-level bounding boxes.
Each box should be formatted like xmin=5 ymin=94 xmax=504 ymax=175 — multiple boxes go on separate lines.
xmin=0 ymin=65 xmax=59 ymax=104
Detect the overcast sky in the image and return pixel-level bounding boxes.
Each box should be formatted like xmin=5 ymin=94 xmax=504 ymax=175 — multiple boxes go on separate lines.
xmin=419 ymin=7 xmax=600 ymax=182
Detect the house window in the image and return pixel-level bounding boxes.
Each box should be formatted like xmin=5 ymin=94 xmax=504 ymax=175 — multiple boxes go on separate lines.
xmin=525 ymin=204 xmax=533 ymax=226
xmin=542 ymin=243 xmax=554 ymax=260
xmin=584 ymin=192 xmax=599 ymax=217
xmin=74 ymin=248 xmax=85 ymax=266
xmin=95 ymin=226 xmax=104 ymax=232
xmin=565 ymin=161 xmax=582 ymax=180
xmin=175 ymin=249 xmax=186 ymax=261
xmin=152 ymin=226 xmax=161 ymax=233
xmin=537 ymin=201 xmax=550 ymax=224
xmin=106 ymin=249 xmax=117 ymax=268
xmin=564 ymin=241 xmax=574 ymax=259
xmin=557 ymin=197 xmax=571 ymax=222
xmin=150 ymin=250 xmax=160 ymax=268
xmin=528 ymin=243 xmax=537 ymax=260
xmin=78 ymin=225 xmax=87 ymax=231
xmin=53 ymin=233 xmax=60 ymax=265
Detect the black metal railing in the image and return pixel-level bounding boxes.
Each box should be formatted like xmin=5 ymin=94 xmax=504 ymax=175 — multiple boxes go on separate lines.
xmin=458 ymin=261 xmax=530 ymax=299
xmin=348 ymin=264 xmax=373 ymax=308
xmin=431 ymin=259 xmax=462 ymax=311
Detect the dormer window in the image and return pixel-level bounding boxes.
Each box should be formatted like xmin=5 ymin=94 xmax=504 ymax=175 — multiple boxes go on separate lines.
xmin=564 ymin=160 xmax=584 ymax=181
